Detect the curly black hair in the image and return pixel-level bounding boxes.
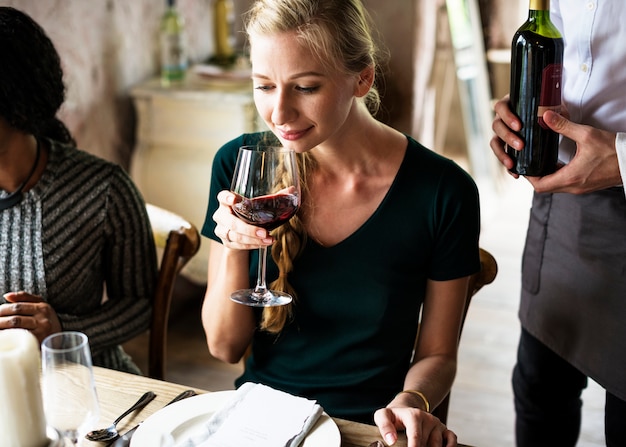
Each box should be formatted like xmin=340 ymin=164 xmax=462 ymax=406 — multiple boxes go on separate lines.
xmin=0 ymin=6 xmax=75 ymax=145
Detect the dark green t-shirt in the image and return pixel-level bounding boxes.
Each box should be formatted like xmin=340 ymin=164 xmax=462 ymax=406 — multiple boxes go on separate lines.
xmin=202 ymin=132 xmax=480 ymax=423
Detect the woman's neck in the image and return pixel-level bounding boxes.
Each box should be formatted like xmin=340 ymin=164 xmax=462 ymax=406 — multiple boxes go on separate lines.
xmin=0 ymin=133 xmax=42 ymax=192
xmin=311 ymin=119 xmax=406 ymax=177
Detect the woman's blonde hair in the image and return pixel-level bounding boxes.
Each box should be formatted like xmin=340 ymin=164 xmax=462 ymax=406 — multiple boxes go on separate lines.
xmin=245 ymin=0 xmax=384 ymax=332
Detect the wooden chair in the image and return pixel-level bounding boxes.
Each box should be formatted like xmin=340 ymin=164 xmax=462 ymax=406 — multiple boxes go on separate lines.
xmin=146 ymin=203 xmax=201 ymax=380
xmin=430 ymin=247 xmax=498 ymax=424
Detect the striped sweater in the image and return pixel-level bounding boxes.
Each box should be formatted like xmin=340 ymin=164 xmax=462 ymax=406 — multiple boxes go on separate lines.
xmin=0 ymin=140 xmax=157 ymax=373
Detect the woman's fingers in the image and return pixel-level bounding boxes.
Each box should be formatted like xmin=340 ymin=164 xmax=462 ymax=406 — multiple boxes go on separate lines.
xmin=213 ymin=190 xmax=273 ymax=247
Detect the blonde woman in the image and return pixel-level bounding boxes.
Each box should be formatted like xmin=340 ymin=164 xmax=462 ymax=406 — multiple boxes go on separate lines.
xmin=202 ymin=1 xmax=480 ymax=445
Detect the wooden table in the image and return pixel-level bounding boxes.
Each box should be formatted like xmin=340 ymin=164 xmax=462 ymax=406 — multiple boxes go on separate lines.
xmin=89 ymin=367 xmax=472 ymax=447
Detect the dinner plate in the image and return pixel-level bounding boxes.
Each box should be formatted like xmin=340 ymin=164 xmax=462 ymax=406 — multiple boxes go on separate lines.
xmin=131 ymin=390 xmax=340 ymax=447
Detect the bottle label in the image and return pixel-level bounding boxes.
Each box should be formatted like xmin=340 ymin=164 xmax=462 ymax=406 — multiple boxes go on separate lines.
xmin=538 ymin=63 xmax=563 ymax=129
xmin=161 ymin=34 xmax=186 ymax=67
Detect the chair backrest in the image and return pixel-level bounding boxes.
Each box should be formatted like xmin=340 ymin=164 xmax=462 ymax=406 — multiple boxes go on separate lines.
xmin=146 ymin=203 xmax=201 ymax=380
xmin=430 ymin=247 xmax=498 ymax=424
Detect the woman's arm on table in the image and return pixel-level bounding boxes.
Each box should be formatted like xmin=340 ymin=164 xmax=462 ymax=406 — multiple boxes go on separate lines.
xmin=374 ymin=276 xmax=469 ymax=447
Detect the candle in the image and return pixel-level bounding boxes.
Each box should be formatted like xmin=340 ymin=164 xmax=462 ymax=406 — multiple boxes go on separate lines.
xmin=0 ymin=329 xmax=48 ymax=447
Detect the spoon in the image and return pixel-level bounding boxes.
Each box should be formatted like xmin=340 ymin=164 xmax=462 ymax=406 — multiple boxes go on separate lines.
xmin=85 ymin=390 xmax=156 ymax=442
xmin=110 ymin=390 xmax=197 ymax=447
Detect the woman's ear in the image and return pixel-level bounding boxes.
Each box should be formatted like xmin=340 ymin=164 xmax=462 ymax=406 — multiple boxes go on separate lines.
xmin=354 ymin=65 xmax=375 ymax=97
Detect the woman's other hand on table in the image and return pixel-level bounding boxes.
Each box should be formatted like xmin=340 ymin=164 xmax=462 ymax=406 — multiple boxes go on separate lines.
xmin=1 ymin=291 xmax=62 ymax=343
xmin=374 ymin=406 xmax=457 ymax=447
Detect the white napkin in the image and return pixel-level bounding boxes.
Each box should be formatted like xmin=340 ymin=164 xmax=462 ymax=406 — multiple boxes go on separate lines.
xmin=177 ymin=382 xmax=323 ymax=447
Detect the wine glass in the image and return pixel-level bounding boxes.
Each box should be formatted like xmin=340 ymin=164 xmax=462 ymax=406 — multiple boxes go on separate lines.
xmin=230 ymin=145 xmax=301 ymax=307
xmin=41 ymin=331 xmax=100 ymax=446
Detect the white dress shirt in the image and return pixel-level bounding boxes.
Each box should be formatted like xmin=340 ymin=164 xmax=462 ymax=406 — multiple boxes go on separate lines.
xmin=551 ymin=0 xmax=626 ymax=191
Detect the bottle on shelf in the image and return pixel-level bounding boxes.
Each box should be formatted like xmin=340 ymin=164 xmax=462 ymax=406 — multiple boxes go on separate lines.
xmin=209 ymin=0 xmax=237 ymax=67
xmin=507 ymin=0 xmax=564 ymax=176
xmin=160 ymin=0 xmax=187 ymax=86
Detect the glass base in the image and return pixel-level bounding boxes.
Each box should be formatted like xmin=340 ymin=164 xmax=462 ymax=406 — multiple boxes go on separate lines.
xmin=230 ymin=288 xmax=292 ymax=307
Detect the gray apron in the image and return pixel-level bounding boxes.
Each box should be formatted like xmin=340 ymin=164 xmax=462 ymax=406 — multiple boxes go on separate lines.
xmin=520 ymin=187 xmax=626 ymax=401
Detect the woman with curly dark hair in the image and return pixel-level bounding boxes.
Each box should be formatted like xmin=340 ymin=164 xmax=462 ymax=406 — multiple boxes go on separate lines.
xmin=0 ymin=6 xmax=157 ymax=375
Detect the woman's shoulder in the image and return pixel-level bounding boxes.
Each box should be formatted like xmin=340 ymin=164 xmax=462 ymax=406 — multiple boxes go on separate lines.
xmin=219 ymin=132 xmax=278 ymax=149
xmin=48 ymin=140 xmax=138 ymax=193
xmin=51 ymin=140 xmax=118 ymax=171
xmin=403 ymin=135 xmax=477 ymax=189
xmin=404 ymin=134 xmax=459 ymax=168
xmin=214 ymin=132 xmax=278 ymax=163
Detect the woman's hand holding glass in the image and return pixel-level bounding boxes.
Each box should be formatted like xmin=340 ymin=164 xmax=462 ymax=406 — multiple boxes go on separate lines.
xmin=213 ymin=190 xmax=275 ymax=249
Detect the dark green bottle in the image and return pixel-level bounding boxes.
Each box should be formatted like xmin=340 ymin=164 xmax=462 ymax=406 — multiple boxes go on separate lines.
xmin=507 ymin=0 xmax=564 ymax=176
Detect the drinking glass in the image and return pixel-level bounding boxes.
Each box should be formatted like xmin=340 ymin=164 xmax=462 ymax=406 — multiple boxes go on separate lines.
xmin=41 ymin=331 xmax=100 ymax=446
xmin=230 ymin=145 xmax=301 ymax=307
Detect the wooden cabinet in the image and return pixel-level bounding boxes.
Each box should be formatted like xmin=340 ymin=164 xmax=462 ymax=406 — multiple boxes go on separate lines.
xmin=130 ymin=76 xmax=263 ymax=284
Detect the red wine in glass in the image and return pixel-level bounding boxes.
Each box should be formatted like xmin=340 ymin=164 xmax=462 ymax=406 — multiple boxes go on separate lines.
xmin=232 ymin=192 xmax=299 ymax=230
xmin=229 ymin=146 xmax=301 ymax=307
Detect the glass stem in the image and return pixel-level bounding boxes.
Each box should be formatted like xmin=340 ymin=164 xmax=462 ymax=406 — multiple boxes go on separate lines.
xmin=253 ymin=246 xmax=269 ymax=297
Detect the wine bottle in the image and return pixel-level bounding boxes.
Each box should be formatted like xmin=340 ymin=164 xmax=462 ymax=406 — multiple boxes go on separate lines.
xmin=211 ymin=0 xmax=237 ymax=67
xmin=160 ymin=0 xmax=187 ymax=86
xmin=507 ymin=0 xmax=564 ymax=176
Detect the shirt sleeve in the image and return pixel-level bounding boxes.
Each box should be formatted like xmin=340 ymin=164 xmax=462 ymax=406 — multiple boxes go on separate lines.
xmin=61 ymin=165 xmax=158 ymax=354
xmin=616 ymin=132 xmax=626 ymax=196
xmin=429 ymin=161 xmax=481 ymax=280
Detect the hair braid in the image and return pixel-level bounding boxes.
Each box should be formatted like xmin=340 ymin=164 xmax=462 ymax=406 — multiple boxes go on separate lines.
xmin=260 ymin=152 xmax=314 ymax=332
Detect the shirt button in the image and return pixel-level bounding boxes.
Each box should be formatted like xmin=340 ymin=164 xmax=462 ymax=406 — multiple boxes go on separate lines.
xmin=586 ymin=2 xmax=595 ymax=10
xmin=580 ymin=63 xmax=589 ymax=72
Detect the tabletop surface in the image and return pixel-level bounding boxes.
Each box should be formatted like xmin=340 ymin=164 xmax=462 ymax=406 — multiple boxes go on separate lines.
xmin=89 ymin=367 xmax=473 ymax=447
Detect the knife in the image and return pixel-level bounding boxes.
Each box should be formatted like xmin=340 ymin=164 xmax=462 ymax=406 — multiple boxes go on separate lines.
xmin=109 ymin=389 xmax=197 ymax=447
